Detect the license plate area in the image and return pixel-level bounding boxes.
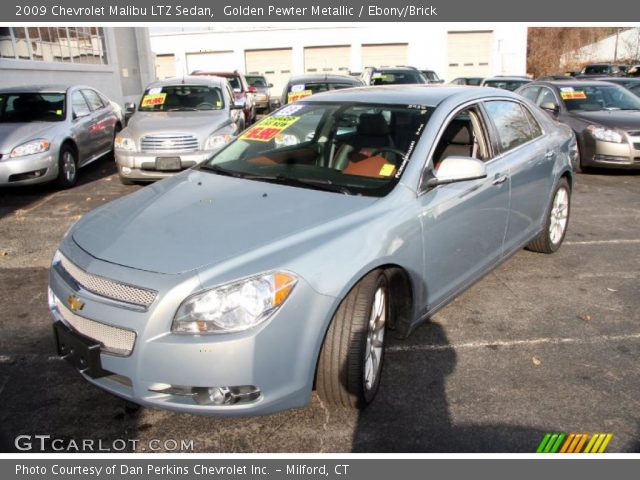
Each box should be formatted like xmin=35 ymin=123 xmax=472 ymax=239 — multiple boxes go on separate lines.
xmin=53 ymin=321 xmax=110 ymax=378
xmin=155 ymin=157 xmax=181 ymax=171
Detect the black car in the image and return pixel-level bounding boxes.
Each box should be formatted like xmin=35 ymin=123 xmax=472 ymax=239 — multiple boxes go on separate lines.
xmin=575 ymin=76 xmax=640 ymax=97
xmin=580 ymin=64 xmax=625 ymax=77
xmin=360 ymin=66 xmax=427 ymax=86
xmin=420 ymin=69 xmax=444 ymax=84
xmin=517 ymin=80 xmax=640 ymax=171
xmin=281 ymin=74 xmax=363 ymax=105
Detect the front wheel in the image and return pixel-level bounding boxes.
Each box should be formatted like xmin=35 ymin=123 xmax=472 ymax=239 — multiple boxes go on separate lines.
xmin=527 ymin=178 xmax=571 ymax=253
xmin=316 ymin=270 xmax=389 ymax=408
xmin=56 ymin=145 xmax=78 ymax=188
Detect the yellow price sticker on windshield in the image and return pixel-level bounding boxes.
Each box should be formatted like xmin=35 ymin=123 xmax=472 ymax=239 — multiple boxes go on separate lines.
xmin=379 ymin=164 xmax=396 ymax=177
xmin=287 ymin=90 xmax=313 ymax=104
xmin=241 ymin=116 xmax=300 ymax=142
xmin=560 ymin=91 xmax=586 ymax=100
xmin=141 ymin=93 xmax=167 ymax=107
xmin=55 ymin=110 xmax=63 ymax=116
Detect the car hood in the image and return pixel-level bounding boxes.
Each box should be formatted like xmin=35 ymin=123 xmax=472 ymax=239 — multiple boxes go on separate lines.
xmin=125 ymin=111 xmax=231 ymax=140
xmin=571 ymin=110 xmax=640 ymax=130
xmin=0 ymin=122 xmax=55 ymax=154
xmin=72 ymin=170 xmax=377 ymax=274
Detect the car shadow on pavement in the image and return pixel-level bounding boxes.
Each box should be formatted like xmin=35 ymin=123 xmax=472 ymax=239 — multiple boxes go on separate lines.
xmin=353 ymin=321 xmax=548 ymax=452
xmin=0 ymin=156 xmax=118 ymax=220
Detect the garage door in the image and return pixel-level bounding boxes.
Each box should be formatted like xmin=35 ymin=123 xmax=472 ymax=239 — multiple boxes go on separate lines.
xmin=304 ymin=46 xmax=351 ymax=75
xmin=186 ymin=51 xmax=235 ymax=74
xmin=447 ymin=31 xmax=493 ymax=80
xmin=245 ymin=48 xmax=293 ymax=99
xmin=362 ymin=43 xmax=408 ymax=69
xmin=155 ymin=54 xmax=176 ymax=80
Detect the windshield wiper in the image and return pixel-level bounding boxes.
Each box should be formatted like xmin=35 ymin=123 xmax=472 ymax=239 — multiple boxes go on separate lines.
xmin=245 ymin=173 xmax=354 ymax=195
xmin=199 ymin=164 xmax=246 ymax=178
xmin=168 ymin=107 xmax=199 ymax=111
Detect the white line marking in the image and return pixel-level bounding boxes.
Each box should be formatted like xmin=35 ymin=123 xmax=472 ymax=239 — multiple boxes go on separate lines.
xmin=387 ymin=332 xmax=640 ymax=352
xmin=565 ymin=239 xmax=640 ymax=246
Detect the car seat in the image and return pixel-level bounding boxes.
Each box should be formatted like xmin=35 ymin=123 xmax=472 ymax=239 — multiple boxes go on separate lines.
xmin=432 ymin=120 xmax=474 ymax=169
xmin=334 ymin=113 xmax=394 ymax=171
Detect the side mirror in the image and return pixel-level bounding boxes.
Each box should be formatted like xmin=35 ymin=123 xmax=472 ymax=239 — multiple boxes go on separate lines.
xmin=267 ymin=83 xmax=273 ymax=88
xmin=540 ymin=102 xmax=559 ymax=114
xmin=426 ymin=157 xmax=487 ymax=187
xmin=124 ymin=102 xmax=136 ymax=114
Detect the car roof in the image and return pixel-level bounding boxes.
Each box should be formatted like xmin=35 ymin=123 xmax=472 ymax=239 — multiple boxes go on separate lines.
xmin=301 ymin=84 xmax=519 ymax=106
xmin=287 ymin=74 xmax=361 ymax=84
xmin=192 ymin=71 xmax=242 ymax=78
xmin=145 ymin=76 xmax=228 ymax=88
xmin=531 ymin=80 xmax=624 ymax=88
xmin=0 ymin=84 xmax=76 ymax=94
xmin=483 ymin=76 xmax=531 ymax=82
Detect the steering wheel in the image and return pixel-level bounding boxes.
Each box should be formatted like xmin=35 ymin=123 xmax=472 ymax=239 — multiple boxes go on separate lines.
xmin=195 ymin=102 xmax=216 ymax=109
xmin=371 ymin=147 xmax=406 ymax=158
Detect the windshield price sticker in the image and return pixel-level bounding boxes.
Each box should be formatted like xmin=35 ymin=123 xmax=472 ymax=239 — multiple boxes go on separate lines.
xmin=148 ymin=87 xmax=163 ymax=95
xmin=241 ymin=116 xmax=300 ymax=142
xmin=274 ymin=104 xmax=305 ymax=117
xmin=291 ymin=84 xmax=306 ymax=92
xmin=288 ymin=90 xmax=313 ymax=103
xmin=379 ymin=163 xmax=396 ymax=176
xmin=560 ymin=87 xmax=574 ymax=92
xmin=561 ymin=90 xmax=586 ymax=100
xmin=141 ymin=93 xmax=167 ymax=107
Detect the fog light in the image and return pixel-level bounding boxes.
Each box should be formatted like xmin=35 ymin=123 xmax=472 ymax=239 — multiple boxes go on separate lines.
xmin=149 ymin=384 xmax=261 ymax=405
xmin=121 ymin=167 xmax=132 ymax=174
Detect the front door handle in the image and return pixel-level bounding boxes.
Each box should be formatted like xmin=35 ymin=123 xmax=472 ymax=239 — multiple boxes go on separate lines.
xmin=492 ymin=174 xmax=508 ymax=185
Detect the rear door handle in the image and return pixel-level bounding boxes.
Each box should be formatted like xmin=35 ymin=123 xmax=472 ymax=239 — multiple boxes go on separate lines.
xmin=492 ymin=174 xmax=508 ymax=185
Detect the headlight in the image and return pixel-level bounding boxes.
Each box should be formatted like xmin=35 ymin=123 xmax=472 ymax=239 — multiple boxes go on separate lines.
xmin=10 ymin=139 xmax=50 ymax=158
xmin=204 ymin=133 xmax=233 ymax=151
xmin=172 ymin=271 xmax=297 ymax=334
xmin=114 ymin=135 xmax=137 ymax=151
xmin=587 ymin=125 xmax=624 ymax=143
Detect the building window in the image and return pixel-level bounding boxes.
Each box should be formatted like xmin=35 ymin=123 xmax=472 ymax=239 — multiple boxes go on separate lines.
xmin=0 ymin=27 xmax=107 ymax=64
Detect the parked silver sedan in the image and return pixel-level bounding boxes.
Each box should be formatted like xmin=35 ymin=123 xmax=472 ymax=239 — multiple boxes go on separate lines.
xmin=0 ymin=85 xmax=123 ymax=187
xmin=49 ymin=86 xmax=576 ymax=415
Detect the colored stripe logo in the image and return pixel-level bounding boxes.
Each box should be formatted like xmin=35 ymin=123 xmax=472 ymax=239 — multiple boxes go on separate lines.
xmin=536 ymin=433 xmax=613 ymax=453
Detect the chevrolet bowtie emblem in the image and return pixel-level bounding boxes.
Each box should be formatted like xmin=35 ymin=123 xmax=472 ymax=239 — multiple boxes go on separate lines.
xmin=67 ymin=295 xmax=85 ymax=312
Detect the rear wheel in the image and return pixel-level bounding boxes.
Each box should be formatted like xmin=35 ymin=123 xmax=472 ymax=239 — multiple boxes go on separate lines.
xmin=527 ymin=178 xmax=571 ymax=253
xmin=56 ymin=145 xmax=78 ymax=188
xmin=316 ymin=270 xmax=389 ymax=408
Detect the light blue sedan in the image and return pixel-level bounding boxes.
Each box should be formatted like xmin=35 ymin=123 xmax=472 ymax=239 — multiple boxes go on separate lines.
xmin=48 ymin=86 xmax=576 ymax=415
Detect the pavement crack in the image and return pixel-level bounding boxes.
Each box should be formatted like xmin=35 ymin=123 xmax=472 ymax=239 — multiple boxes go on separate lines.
xmin=316 ymin=395 xmax=331 ymax=453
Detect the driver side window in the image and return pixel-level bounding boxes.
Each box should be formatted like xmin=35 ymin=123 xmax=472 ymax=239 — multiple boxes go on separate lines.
xmin=431 ymin=106 xmax=491 ymax=171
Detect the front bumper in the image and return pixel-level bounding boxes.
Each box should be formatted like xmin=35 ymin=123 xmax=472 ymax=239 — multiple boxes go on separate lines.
xmin=0 ymin=150 xmax=58 ymax=186
xmin=583 ymin=135 xmax=640 ymax=169
xmin=48 ymin=239 xmax=336 ymax=416
xmin=115 ymin=150 xmax=212 ymax=182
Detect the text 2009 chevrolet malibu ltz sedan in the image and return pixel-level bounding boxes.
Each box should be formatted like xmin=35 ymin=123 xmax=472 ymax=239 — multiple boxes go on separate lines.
xmin=49 ymin=86 xmax=576 ymax=415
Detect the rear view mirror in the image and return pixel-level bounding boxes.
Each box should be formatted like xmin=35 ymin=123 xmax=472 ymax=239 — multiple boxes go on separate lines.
xmin=540 ymin=102 xmax=559 ymax=114
xmin=426 ymin=156 xmax=487 ymax=187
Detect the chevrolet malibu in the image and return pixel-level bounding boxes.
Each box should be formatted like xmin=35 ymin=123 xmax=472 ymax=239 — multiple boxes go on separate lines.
xmin=49 ymin=86 xmax=576 ymax=415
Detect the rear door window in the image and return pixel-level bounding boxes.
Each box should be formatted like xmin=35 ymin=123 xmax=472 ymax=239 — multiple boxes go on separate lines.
xmin=72 ymin=91 xmax=91 ymax=117
xmin=483 ymin=100 xmax=539 ymax=153
xmin=82 ymin=89 xmax=105 ymax=111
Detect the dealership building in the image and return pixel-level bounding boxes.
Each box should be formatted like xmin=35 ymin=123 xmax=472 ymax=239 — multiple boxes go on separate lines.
xmin=0 ymin=27 xmax=155 ymax=105
xmin=149 ymin=24 xmax=528 ymax=93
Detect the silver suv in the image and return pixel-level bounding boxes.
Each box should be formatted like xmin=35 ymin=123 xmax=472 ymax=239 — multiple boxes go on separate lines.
xmin=115 ymin=76 xmax=243 ymax=184
xmin=0 ymin=85 xmax=123 ymax=188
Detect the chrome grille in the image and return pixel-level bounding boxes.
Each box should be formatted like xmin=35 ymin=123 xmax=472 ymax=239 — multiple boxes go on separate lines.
xmin=59 ymin=255 xmax=156 ymax=308
xmin=140 ymin=134 xmax=199 ymax=152
xmin=57 ymin=301 xmax=136 ymax=356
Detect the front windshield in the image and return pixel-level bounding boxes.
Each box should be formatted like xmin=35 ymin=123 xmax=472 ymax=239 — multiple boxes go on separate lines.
xmin=202 ymin=102 xmax=432 ymax=197
xmin=560 ymin=85 xmax=640 ymax=111
xmin=371 ymin=71 xmax=426 ymax=85
xmin=138 ymin=85 xmax=224 ymax=112
xmin=286 ymin=83 xmax=355 ymax=103
xmin=585 ymin=65 xmax=611 ymax=75
xmin=0 ymin=92 xmax=66 ymax=123
xmin=484 ymin=80 xmax=530 ymax=91
xmin=246 ymin=76 xmax=267 ymax=88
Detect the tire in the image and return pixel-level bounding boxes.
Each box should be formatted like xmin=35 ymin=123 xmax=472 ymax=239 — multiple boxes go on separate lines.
xmin=316 ymin=270 xmax=389 ymax=408
xmin=527 ymin=178 xmax=571 ymax=254
xmin=56 ymin=145 xmax=78 ymax=188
